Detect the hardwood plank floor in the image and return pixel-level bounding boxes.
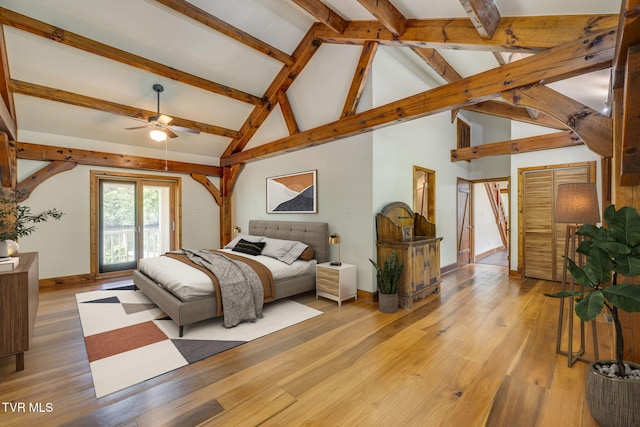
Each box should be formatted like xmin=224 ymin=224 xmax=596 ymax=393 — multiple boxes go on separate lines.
xmin=0 ymin=264 xmax=611 ymax=426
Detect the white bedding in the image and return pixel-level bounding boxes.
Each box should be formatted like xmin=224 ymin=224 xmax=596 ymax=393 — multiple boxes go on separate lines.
xmin=138 ymin=249 xmax=316 ymax=301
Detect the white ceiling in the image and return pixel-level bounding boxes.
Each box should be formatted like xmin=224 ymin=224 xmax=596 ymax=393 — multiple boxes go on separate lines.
xmin=1 ymin=0 xmax=622 ymax=162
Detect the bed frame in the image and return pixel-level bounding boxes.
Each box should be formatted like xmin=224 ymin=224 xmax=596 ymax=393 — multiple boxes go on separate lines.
xmin=133 ymin=220 xmax=329 ymax=336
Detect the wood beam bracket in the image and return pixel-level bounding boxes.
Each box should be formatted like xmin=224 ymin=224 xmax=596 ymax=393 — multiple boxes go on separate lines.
xmin=504 ymin=84 xmax=613 ymax=157
xmin=15 ymin=160 xmax=77 ymax=202
xmin=191 ymin=174 xmax=222 ymax=207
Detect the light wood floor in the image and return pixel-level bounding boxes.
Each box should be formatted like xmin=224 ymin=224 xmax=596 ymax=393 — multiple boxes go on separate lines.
xmin=1 ymin=263 xmax=612 ymax=426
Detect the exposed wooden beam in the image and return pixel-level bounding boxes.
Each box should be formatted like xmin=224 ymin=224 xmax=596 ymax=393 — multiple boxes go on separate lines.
xmin=410 ymin=47 xmax=463 ymax=81
xmin=16 ymin=142 xmax=222 ymax=176
xmin=410 ymin=46 xmax=566 ymax=129
xmin=290 ymin=0 xmax=346 ymax=33
xmin=15 ymin=161 xmax=77 ymax=202
xmin=357 ymin=0 xmax=407 ymax=36
xmin=220 ymin=164 xmax=243 ymax=247
xmin=223 ymin=28 xmax=321 ymax=157
xmin=459 ymin=0 xmax=501 ymax=39
xmin=0 ymin=24 xmax=16 ymax=142
xmin=277 ymin=91 xmax=300 ymax=135
xmin=342 ymin=41 xmax=378 ymax=118
xmin=314 ymin=15 xmax=619 ymax=51
xmin=612 ymin=0 xmax=640 ymax=88
xmin=450 ymin=130 xmax=582 ymax=161
xmin=504 ymin=84 xmax=613 ymax=157
xmin=221 ymin=28 xmax=616 ymax=166
xmin=462 ymin=101 xmax=567 ymax=129
xmin=411 ymin=47 xmax=463 ymax=120
xmin=152 ymin=0 xmax=293 ymax=66
xmin=10 ymin=80 xmax=240 ymax=139
xmin=0 ymin=132 xmax=13 ymax=187
xmin=0 ymin=25 xmax=15 ymax=126
xmin=191 ymin=173 xmax=222 ymax=206
xmin=621 ymin=43 xmax=640 ymax=185
xmin=0 ymin=7 xmax=263 ymax=106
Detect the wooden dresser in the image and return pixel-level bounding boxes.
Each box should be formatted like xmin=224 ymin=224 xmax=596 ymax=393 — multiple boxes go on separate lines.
xmin=376 ymin=203 xmax=442 ymax=310
xmin=0 ymin=252 xmax=39 ymax=371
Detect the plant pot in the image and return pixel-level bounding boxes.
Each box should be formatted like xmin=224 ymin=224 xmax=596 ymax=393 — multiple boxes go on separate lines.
xmin=585 ymin=360 xmax=640 ymax=427
xmin=378 ymin=292 xmax=398 ymax=313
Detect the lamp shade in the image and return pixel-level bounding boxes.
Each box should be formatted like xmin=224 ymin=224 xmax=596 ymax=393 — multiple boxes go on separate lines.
xmin=555 ymin=183 xmax=600 ymax=224
xmin=329 ymin=233 xmax=341 ymax=245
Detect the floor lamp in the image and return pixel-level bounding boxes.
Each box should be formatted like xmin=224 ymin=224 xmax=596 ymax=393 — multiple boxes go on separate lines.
xmin=554 ymin=183 xmax=601 ymax=367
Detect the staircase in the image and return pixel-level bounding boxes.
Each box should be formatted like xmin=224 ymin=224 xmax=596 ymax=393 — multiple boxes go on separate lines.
xmin=484 ymin=183 xmax=509 ymax=248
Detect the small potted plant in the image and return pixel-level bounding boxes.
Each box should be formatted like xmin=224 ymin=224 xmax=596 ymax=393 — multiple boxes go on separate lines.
xmin=546 ymin=205 xmax=640 ymax=427
xmin=0 ymin=197 xmax=64 ymax=256
xmin=369 ymin=250 xmax=403 ymax=313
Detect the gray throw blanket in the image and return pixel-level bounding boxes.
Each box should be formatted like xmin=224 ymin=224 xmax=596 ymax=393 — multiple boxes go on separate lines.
xmin=179 ymin=249 xmax=264 ymax=328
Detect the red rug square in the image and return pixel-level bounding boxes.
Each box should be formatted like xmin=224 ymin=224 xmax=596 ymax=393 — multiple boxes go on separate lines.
xmin=84 ymin=321 xmax=168 ymax=362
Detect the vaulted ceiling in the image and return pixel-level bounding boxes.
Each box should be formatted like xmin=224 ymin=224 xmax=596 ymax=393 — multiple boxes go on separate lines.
xmin=0 ymin=0 xmax=626 ymax=170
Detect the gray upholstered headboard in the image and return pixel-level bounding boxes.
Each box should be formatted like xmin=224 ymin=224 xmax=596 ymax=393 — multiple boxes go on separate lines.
xmin=249 ymin=220 xmax=329 ymax=263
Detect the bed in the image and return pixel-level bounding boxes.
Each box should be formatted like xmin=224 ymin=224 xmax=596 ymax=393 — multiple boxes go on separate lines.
xmin=133 ymin=220 xmax=329 ymax=336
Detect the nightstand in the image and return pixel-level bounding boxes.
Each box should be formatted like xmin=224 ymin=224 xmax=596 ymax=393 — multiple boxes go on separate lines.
xmin=316 ymin=262 xmax=357 ymax=306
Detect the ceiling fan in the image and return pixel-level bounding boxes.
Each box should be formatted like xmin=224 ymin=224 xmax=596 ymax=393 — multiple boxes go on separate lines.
xmin=125 ymin=84 xmax=200 ymax=141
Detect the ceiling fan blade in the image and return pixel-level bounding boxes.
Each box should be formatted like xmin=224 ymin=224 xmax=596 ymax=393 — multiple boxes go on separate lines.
xmin=165 ymin=128 xmax=179 ymax=138
xmin=125 ymin=125 xmax=150 ymax=130
xmin=158 ymin=114 xmax=173 ymax=125
xmin=169 ymin=125 xmax=200 ymax=134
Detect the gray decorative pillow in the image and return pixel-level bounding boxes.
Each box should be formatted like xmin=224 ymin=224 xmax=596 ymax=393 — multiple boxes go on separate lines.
xmin=261 ymin=237 xmax=296 ymax=259
xmin=278 ymin=241 xmax=309 ymax=265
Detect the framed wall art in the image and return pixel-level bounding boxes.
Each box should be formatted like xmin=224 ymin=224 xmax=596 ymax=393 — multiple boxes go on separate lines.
xmin=266 ymin=170 xmax=317 ymax=213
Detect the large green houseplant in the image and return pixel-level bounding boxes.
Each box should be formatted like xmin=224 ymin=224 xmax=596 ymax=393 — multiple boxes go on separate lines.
xmin=369 ymin=250 xmax=403 ymax=313
xmin=546 ymin=205 xmax=640 ymax=427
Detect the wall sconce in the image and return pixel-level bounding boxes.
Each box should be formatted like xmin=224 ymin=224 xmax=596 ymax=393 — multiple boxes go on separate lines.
xmin=233 ymin=226 xmax=241 ymax=236
xmin=150 ymin=129 xmax=167 ymax=142
xmin=329 ymin=233 xmax=341 ymax=266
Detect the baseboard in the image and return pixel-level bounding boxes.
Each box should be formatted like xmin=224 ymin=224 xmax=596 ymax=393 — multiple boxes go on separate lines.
xmin=441 ymin=262 xmax=459 ymax=275
xmin=509 ymin=269 xmax=522 ymax=277
xmin=40 ymin=272 xmax=132 ymax=290
xmin=357 ymin=289 xmax=376 ymax=303
xmin=474 ymin=246 xmax=506 ymax=262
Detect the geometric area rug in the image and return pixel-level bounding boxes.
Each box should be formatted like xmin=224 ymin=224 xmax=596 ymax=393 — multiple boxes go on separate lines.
xmin=75 ymin=287 xmax=323 ymax=398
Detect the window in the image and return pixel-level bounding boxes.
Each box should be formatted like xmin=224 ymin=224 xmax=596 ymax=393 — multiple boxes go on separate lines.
xmin=91 ymin=171 xmax=181 ymax=276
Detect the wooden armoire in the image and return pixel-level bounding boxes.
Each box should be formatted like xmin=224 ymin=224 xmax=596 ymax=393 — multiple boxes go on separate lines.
xmin=375 ymin=202 xmax=442 ymax=310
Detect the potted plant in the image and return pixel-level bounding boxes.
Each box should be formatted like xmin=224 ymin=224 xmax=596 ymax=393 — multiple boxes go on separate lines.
xmin=369 ymin=250 xmax=403 ymax=313
xmin=0 ymin=197 xmax=64 ymax=256
xmin=546 ymin=205 xmax=640 ymax=427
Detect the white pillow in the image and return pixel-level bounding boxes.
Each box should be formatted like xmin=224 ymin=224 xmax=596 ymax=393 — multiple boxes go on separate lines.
xmin=224 ymin=234 xmax=264 ymax=249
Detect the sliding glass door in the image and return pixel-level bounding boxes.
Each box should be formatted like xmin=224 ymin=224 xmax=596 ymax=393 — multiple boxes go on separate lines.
xmin=93 ymin=172 xmax=180 ymax=275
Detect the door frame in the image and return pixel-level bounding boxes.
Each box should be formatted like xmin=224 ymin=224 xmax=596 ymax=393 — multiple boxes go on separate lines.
xmin=90 ymin=170 xmax=182 ymax=279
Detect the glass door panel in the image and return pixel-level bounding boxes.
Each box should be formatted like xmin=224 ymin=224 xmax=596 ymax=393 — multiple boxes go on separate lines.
xmin=99 ymin=180 xmax=137 ymax=273
xmin=142 ymin=183 xmax=172 ymax=258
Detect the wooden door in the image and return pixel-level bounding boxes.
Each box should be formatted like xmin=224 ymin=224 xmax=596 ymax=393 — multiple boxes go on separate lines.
xmin=520 ymin=163 xmax=594 ymax=280
xmin=457 ymin=178 xmax=471 ymax=266
xmin=522 ymin=171 xmax=554 ymax=280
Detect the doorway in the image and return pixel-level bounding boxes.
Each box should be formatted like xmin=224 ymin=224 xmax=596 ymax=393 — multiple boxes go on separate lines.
xmin=472 ymin=179 xmax=509 ymax=267
xmin=91 ymin=171 xmax=181 ymax=277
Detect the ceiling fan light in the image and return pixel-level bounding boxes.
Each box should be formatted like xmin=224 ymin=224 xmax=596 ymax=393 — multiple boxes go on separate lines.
xmin=149 ymin=129 xmax=167 ymax=142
